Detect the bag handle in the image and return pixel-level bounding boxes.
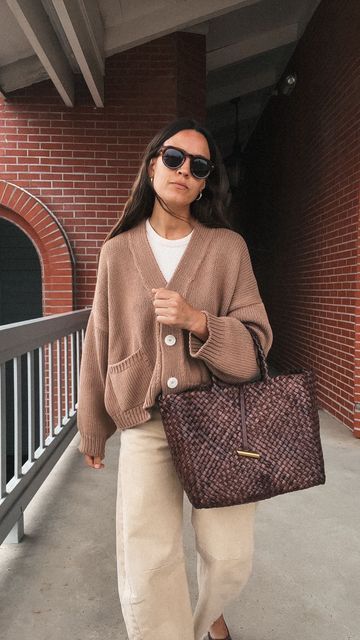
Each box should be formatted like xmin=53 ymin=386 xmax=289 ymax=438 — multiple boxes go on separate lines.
xmin=242 ymin=322 xmax=270 ymax=381
xmin=211 ymin=321 xmax=270 ymax=385
xmin=210 ymin=322 xmax=270 ymax=454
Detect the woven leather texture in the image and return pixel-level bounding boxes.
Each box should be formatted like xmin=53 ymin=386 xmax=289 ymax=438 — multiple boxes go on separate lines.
xmin=157 ymin=325 xmax=326 ymax=509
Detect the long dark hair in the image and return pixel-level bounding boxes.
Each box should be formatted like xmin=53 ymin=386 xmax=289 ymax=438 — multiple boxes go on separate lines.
xmin=103 ymin=117 xmax=233 ymax=244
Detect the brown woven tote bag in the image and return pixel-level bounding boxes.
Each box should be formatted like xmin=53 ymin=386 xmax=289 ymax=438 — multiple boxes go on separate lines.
xmin=156 ymin=323 xmax=326 ymax=509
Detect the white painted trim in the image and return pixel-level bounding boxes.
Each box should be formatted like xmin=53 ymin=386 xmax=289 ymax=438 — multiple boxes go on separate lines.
xmin=0 ymin=54 xmax=48 ymax=93
xmin=105 ymin=0 xmax=261 ymax=55
xmin=207 ymin=23 xmax=299 ymax=72
xmin=207 ymin=68 xmax=277 ymax=107
xmin=52 ymin=0 xmax=104 ymax=107
xmin=6 ymin=0 xmax=74 ymax=106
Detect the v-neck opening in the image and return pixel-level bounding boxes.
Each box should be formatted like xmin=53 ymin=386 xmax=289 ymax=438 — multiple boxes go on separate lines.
xmin=143 ymin=216 xmax=200 ymax=289
xmin=146 ymin=217 xmax=194 ymax=246
xmin=128 ymin=216 xmax=213 ymax=297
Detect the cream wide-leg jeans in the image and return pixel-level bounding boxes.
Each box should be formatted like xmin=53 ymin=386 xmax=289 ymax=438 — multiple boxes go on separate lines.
xmin=116 ymin=405 xmax=258 ymax=640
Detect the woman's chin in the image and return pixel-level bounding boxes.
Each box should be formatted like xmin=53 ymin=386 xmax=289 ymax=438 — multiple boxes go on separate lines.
xmin=163 ymin=193 xmax=192 ymax=209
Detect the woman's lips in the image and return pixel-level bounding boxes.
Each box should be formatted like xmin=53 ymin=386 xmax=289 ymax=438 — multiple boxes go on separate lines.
xmin=170 ymin=183 xmax=188 ymax=190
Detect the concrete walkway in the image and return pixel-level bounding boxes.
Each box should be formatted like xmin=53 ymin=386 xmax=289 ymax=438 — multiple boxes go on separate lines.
xmin=0 ymin=409 xmax=359 ymax=640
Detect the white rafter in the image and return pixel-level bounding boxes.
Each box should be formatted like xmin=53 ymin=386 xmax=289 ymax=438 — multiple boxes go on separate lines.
xmin=51 ymin=0 xmax=104 ymax=107
xmin=0 ymin=54 xmax=48 ymax=93
xmin=207 ymin=23 xmax=299 ymax=72
xmin=207 ymin=68 xmax=277 ymax=108
xmin=6 ymin=0 xmax=74 ymax=106
xmin=105 ymin=0 xmax=262 ymax=55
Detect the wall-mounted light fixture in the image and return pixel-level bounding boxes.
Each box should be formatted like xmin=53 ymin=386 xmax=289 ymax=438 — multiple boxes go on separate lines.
xmin=272 ymin=72 xmax=297 ymax=96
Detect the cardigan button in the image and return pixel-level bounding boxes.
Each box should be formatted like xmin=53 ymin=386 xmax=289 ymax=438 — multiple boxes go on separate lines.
xmin=164 ymin=334 xmax=176 ymax=346
xmin=167 ymin=377 xmax=178 ymax=388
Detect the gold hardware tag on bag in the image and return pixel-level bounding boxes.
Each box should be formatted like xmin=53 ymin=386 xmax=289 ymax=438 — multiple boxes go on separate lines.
xmin=237 ymin=450 xmax=261 ymax=459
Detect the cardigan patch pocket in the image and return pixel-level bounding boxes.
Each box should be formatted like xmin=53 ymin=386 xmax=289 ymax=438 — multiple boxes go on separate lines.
xmin=106 ymin=347 xmax=152 ymax=414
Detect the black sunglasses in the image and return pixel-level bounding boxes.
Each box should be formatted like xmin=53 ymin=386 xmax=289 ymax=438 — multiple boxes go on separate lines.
xmin=157 ymin=145 xmax=215 ymax=179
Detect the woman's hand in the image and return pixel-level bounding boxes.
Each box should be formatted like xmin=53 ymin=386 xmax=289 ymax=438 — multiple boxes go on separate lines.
xmin=84 ymin=454 xmax=105 ymax=469
xmin=151 ymin=287 xmax=209 ymax=340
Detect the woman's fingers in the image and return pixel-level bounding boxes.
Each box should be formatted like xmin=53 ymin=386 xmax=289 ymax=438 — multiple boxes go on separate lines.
xmin=84 ymin=453 xmax=105 ymax=469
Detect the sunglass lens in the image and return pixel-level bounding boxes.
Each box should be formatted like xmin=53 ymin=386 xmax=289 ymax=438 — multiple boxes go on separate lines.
xmin=162 ymin=148 xmax=184 ymax=169
xmin=191 ymin=158 xmax=211 ymax=179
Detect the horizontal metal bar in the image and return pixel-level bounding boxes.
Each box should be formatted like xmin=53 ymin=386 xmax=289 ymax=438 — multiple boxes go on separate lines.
xmin=0 ymin=309 xmax=91 ymax=365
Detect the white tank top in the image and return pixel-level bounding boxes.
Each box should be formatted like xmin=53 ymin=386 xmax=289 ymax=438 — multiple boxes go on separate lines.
xmin=145 ymin=217 xmax=193 ymax=283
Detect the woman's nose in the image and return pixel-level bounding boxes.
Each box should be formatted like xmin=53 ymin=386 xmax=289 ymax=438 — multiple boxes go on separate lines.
xmin=177 ymin=157 xmax=191 ymax=175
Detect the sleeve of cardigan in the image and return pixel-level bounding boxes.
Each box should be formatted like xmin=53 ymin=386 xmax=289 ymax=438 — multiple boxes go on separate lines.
xmin=188 ymin=239 xmax=273 ymax=383
xmin=76 ymin=247 xmax=118 ymax=459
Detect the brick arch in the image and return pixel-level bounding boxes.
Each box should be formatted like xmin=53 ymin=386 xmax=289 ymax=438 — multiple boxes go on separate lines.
xmin=0 ymin=180 xmax=75 ymax=315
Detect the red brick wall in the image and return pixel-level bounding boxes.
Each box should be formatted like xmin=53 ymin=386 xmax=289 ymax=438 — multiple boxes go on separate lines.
xmin=246 ymin=0 xmax=360 ymax=434
xmin=0 ymin=32 xmax=206 ymax=311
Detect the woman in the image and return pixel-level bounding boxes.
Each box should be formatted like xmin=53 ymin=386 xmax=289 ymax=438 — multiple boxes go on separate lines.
xmin=77 ymin=117 xmax=273 ymax=640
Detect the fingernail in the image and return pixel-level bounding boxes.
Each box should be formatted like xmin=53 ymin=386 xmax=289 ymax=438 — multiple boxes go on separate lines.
xmin=95 ymin=464 xmax=100 ymax=468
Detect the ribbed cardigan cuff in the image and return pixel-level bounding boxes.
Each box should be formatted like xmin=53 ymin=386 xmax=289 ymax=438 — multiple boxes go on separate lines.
xmin=189 ymin=309 xmax=227 ymax=360
xmin=188 ymin=308 xmax=258 ymax=379
xmin=77 ymin=432 xmax=107 ymax=460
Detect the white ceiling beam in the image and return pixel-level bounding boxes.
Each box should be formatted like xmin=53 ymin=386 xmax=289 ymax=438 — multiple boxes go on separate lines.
xmin=105 ymin=0 xmax=262 ymax=55
xmin=51 ymin=0 xmax=104 ymax=107
xmin=207 ymin=23 xmax=299 ymax=72
xmin=207 ymin=68 xmax=277 ymax=107
xmin=183 ymin=22 xmax=210 ymax=36
xmin=0 ymin=54 xmax=49 ymax=93
xmin=6 ymin=0 xmax=74 ymax=106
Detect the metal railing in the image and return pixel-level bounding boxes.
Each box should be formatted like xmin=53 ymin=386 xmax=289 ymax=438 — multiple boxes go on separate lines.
xmin=0 ymin=309 xmax=90 ymax=544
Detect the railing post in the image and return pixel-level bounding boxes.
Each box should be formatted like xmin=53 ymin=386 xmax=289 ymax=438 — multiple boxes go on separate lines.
xmin=3 ymin=508 xmax=24 ymax=543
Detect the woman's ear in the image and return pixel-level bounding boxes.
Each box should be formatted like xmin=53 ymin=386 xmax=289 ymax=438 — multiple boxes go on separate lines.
xmin=147 ymin=158 xmax=155 ymax=178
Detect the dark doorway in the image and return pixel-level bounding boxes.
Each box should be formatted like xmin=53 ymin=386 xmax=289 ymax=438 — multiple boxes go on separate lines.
xmin=0 ymin=218 xmax=42 ymax=324
xmin=0 ymin=218 xmax=43 ymax=482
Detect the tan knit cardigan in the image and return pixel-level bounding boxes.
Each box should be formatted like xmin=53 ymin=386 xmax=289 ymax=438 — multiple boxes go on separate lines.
xmin=77 ymin=216 xmax=273 ymax=458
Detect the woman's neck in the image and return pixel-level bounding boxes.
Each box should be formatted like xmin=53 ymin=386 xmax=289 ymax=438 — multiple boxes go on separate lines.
xmin=149 ymin=204 xmax=195 ymax=239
